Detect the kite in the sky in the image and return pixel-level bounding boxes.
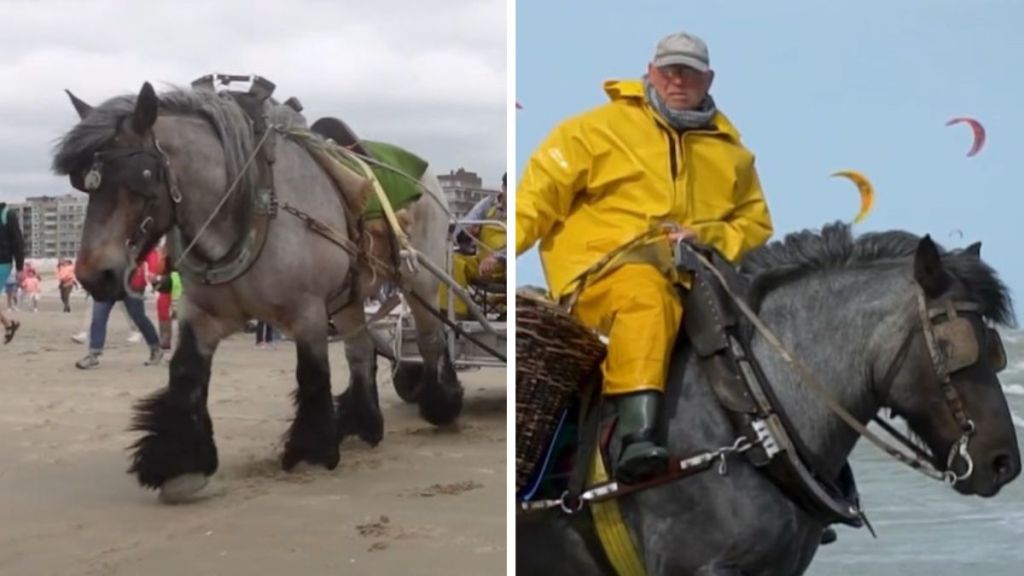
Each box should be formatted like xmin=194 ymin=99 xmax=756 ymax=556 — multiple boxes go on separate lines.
xmin=831 ymin=170 xmax=875 ymax=224
xmin=945 ymin=117 xmax=986 ymax=157
xmin=516 ymin=101 xmax=523 ymax=109
xmin=949 ymin=229 xmax=964 ymax=240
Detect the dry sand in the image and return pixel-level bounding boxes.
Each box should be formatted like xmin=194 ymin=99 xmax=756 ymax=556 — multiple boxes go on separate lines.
xmin=0 ymin=289 xmax=507 ymax=575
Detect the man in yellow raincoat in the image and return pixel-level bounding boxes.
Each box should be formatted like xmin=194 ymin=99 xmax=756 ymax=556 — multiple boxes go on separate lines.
xmin=516 ymin=31 xmax=773 ymax=484
xmin=440 ymin=173 xmax=507 ymax=317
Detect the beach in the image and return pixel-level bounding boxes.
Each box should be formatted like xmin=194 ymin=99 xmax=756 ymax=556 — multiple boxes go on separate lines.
xmin=0 ymin=285 xmax=506 ymax=575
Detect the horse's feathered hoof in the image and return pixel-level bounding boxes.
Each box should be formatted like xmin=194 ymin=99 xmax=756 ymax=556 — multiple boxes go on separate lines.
xmin=336 ymin=390 xmax=384 ymax=447
xmin=158 ymin=473 xmax=210 ymax=504
xmin=418 ymin=383 xmax=464 ymax=426
xmin=282 ymin=441 xmax=340 ymax=471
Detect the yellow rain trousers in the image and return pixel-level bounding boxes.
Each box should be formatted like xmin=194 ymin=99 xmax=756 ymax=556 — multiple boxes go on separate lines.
xmin=516 ymin=79 xmax=773 ymax=395
xmin=574 ymin=264 xmax=684 ymax=395
xmin=439 ymin=209 xmax=507 ymax=317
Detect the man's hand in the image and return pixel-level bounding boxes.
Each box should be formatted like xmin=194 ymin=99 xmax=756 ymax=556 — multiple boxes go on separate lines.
xmin=479 ymin=253 xmax=502 ymax=277
xmin=666 ymin=227 xmax=698 ymax=242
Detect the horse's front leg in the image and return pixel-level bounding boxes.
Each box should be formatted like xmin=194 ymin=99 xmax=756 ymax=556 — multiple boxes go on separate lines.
xmin=128 ymin=307 xmax=232 ymax=503
xmin=281 ymin=301 xmax=339 ymax=471
xmin=405 ymin=285 xmax=462 ymax=426
xmin=333 ymin=303 xmax=384 ymax=446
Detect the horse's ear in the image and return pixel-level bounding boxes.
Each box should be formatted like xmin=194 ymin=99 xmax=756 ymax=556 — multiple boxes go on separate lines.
xmin=914 ymin=235 xmax=951 ymax=298
xmin=132 ymin=82 xmax=159 ymax=135
xmin=65 ymin=89 xmax=93 ymax=119
xmin=965 ymin=241 xmax=982 ymax=258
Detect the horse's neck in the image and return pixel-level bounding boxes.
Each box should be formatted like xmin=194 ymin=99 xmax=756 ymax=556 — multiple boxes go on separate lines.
xmin=756 ymin=272 xmax=918 ymax=476
xmin=160 ymin=116 xmax=248 ymax=261
xmin=674 ymin=270 xmax=907 ymax=479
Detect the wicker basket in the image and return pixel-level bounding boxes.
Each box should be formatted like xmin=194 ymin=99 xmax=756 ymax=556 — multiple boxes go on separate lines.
xmin=516 ymin=289 xmax=606 ymax=492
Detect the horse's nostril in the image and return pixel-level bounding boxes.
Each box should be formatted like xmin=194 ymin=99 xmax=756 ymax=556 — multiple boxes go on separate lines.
xmin=101 ymin=268 xmax=118 ymax=287
xmin=992 ymin=452 xmax=1013 ymax=481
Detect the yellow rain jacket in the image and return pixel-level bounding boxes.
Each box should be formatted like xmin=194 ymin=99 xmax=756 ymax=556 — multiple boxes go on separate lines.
xmin=440 ymin=204 xmax=506 ymax=317
xmin=517 ymin=79 xmax=773 ymax=395
xmin=516 ymin=80 xmax=773 ymax=299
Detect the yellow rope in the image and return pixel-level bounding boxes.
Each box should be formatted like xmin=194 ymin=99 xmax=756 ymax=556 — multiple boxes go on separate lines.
xmin=590 ymin=449 xmax=647 ymax=576
xmin=338 ymin=149 xmax=412 ymax=251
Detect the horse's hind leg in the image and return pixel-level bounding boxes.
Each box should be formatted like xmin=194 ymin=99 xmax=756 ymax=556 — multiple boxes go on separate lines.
xmin=333 ymin=304 xmax=384 ymax=446
xmin=281 ymin=304 xmax=340 ymax=471
xmin=128 ymin=308 xmax=232 ymax=503
xmin=405 ymin=287 xmax=462 ymax=425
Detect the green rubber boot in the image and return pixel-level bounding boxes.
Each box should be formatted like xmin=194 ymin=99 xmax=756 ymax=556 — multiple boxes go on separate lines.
xmin=612 ymin=391 xmax=668 ymax=484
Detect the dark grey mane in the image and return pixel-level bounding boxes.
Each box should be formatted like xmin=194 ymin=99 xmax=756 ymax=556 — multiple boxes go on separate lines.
xmin=52 ymin=87 xmax=260 ymax=195
xmin=741 ymin=222 xmax=1016 ymax=326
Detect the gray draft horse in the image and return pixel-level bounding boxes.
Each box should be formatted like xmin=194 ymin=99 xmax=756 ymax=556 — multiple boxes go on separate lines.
xmin=53 ymin=81 xmax=461 ymax=502
xmin=519 ymin=224 xmax=1020 ymax=575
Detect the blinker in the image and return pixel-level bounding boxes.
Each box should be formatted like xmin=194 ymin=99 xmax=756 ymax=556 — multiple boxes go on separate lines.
xmin=84 ymin=162 xmax=103 ymax=191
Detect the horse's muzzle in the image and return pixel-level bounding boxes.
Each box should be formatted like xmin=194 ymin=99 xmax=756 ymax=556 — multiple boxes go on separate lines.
xmin=78 ymin=267 xmax=125 ymax=301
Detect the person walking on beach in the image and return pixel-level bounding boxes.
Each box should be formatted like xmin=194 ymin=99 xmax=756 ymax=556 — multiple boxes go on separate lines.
xmin=75 ymin=249 xmax=163 ymax=369
xmin=57 ymin=258 xmax=77 ymax=313
xmin=21 ymin=269 xmax=40 ymax=312
xmin=0 ymin=201 xmax=25 ymax=343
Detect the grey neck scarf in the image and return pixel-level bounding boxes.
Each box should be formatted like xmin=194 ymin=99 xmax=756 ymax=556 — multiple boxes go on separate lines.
xmin=644 ymin=78 xmax=717 ymax=132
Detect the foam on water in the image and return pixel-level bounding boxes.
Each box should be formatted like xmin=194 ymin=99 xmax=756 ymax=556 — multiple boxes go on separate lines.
xmin=1007 ymin=360 xmax=1024 ymax=375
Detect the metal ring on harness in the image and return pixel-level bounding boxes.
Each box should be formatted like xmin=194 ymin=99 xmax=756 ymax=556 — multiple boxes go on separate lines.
xmin=559 ymin=490 xmax=584 ymax=515
xmin=945 ymin=422 xmax=976 ymax=484
xmin=122 ymin=215 xmax=154 ymax=300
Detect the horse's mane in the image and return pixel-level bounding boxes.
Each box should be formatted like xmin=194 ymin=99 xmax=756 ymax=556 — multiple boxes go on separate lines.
xmin=51 ymin=87 xmax=262 ymax=197
xmin=740 ymin=222 xmax=1016 ymax=327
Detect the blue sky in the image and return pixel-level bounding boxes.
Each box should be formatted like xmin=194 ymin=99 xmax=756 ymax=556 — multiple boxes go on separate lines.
xmin=514 ymin=0 xmax=1024 ymax=317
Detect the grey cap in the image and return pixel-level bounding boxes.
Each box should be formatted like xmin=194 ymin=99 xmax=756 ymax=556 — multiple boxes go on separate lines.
xmin=652 ymin=31 xmax=710 ymax=72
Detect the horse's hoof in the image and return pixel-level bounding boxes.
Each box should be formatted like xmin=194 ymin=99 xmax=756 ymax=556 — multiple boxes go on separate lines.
xmin=158 ymin=473 xmax=210 ymax=504
xmin=418 ymin=384 xmax=464 ymax=426
xmin=336 ymin=409 xmax=384 ymax=447
xmin=358 ymin=411 xmax=384 ymax=446
xmin=393 ymin=361 xmax=424 ymax=404
xmin=282 ymin=443 xmax=340 ymax=472
xmin=336 ymin=391 xmax=384 ymax=447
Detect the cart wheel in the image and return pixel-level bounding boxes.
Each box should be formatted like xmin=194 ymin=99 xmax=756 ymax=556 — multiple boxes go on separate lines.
xmin=393 ymin=361 xmax=424 ymax=403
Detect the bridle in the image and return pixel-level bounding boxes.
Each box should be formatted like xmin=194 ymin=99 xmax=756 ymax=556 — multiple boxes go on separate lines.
xmin=74 ymin=133 xmax=182 ymax=297
xmin=874 ymin=287 xmax=1008 ymax=485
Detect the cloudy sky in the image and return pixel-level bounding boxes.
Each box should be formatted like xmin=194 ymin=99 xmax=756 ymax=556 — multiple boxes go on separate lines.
xmin=0 ymin=0 xmax=507 ymax=204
